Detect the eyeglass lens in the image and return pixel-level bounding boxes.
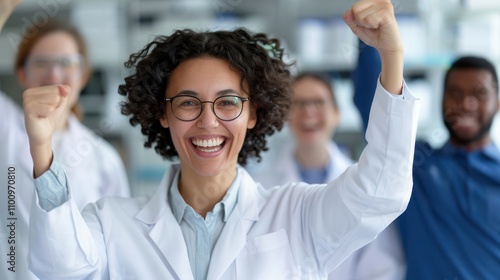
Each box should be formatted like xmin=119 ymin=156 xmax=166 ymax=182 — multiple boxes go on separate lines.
xmin=26 ymin=55 xmax=83 ymax=81
xmin=291 ymin=99 xmax=327 ymax=110
xmin=169 ymin=95 xmax=246 ymax=121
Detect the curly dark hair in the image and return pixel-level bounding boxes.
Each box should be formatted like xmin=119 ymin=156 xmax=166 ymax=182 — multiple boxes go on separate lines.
xmin=118 ymin=28 xmax=293 ymax=166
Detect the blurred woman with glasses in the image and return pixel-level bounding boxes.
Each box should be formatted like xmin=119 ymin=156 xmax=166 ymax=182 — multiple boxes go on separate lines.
xmin=13 ymin=18 xmax=130 ymax=207
xmin=23 ymin=0 xmax=420 ymax=279
xmin=0 ymin=3 xmax=129 ymax=279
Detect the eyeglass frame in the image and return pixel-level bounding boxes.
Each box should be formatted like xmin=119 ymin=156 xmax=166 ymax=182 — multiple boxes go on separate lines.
xmin=289 ymin=98 xmax=336 ymax=111
xmin=24 ymin=54 xmax=84 ymax=81
xmin=163 ymin=95 xmax=251 ymax=122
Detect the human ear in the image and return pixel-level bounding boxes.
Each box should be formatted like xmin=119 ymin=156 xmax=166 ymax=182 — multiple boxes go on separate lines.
xmin=16 ymin=68 xmax=28 ymax=88
xmin=247 ymin=107 xmax=257 ymax=129
xmin=160 ymin=114 xmax=169 ymax=128
xmin=79 ymin=69 xmax=91 ymax=91
xmin=332 ymin=108 xmax=340 ymax=127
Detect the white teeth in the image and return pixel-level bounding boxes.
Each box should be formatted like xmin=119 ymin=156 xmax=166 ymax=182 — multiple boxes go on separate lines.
xmin=300 ymin=120 xmax=318 ymax=129
xmin=192 ymin=137 xmax=224 ymax=147
xmin=301 ymin=123 xmax=318 ymax=129
xmin=198 ymin=146 xmax=222 ymax=153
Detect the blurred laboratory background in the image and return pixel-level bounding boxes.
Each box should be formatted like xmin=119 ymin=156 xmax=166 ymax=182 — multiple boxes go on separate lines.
xmin=1 ymin=0 xmax=500 ymax=195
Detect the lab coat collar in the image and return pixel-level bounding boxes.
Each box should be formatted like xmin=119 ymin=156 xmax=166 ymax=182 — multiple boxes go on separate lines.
xmin=134 ymin=163 xmax=262 ymax=223
xmin=275 ymin=141 xmax=353 ymax=185
xmin=207 ymin=165 xmax=263 ymax=279
xmin=325 ymin=142 xmax=354 ymax=182
xmin=135 ymin=163 xmax=264 ymax=280
xmin=135 ymin=165 xmax=174 ymax=224
xmin=277 ymin=142 xmax=303 ymax=184
xmin=233 ymin=166 xmax=261 ymax=221
xmin=170 ymin=167 xmax=242 ymax=224
xmin=136 ymin=164 xmax=194 ymax=280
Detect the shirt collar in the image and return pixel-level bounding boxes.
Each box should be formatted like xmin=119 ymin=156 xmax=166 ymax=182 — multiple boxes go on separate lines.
xmin=169 ymin=168 xmax=241 ymax=224
xmin=294 ymin=157 xmax=332 ymax=184
xmin=169 ymin=171 xmax=188 ymax=224
xmin=219 ymin=169 xmax=240 ymax=222
xmin=480 ymin=142 xmax=500 ymax=162
xmin=441 ymin=141 xmax=500 ymax=161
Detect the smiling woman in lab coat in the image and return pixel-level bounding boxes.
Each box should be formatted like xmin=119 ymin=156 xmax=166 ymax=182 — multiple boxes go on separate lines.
xmin=24 ymin=0 xmax=420 ymax=279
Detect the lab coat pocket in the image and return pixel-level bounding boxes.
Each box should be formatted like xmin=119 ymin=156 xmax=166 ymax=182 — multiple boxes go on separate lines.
xmin=236 ymin=229 xmax=299 ymax=280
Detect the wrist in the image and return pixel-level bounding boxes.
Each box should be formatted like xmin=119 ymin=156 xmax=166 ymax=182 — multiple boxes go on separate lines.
xmin=380 ymin=51 xmax=404 ymax=95
xmin=379 ymin=49 xmax=404 ymax=61
xmin=30 ymin=141 xmax=53 ymax=178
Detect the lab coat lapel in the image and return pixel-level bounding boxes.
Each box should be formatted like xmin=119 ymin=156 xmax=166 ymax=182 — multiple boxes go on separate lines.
xmin=279 ymin=144 xmax=302 ymax=183
xmin=135 ymin=164 xmax=194 ymax=280
xmin=326 ymin=142 xmax=354 ymax=182
xmin=149 ymin=208 xmax=193 ymax=280
xmin=206 ymin=167 xmax=262 ymax=280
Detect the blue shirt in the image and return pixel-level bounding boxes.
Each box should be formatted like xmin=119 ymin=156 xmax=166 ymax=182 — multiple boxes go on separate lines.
xmin=352 ymin=39 xmax=381 ymax=132
xmin=399 ymin=141 xmax=500 ymax=279
xmin=353 ymin=42 xmax=500 ymax=279
xmin=168 ymin=171 xmax=240 ymax=280
xmin=296 ymin=159 xmax=331 ymax=184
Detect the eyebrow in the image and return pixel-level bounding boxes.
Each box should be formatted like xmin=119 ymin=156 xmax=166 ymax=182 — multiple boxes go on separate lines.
xmin=174 ymin=89 xmax=243 ymax=97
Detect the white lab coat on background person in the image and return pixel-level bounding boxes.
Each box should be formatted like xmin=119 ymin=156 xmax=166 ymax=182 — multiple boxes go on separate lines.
xmin=0 ymin=92 xmax=130 ymax=280
xmin=248 ymin=140 xmax=353 ymax=188
xmin=52 ymin=114 xmax=130 ymax=208
xmin=248 ymin=139 xmax=406 ymax=279
xmin=28 ymin=80 xmax=420 ymax=280
xmin=0 ymin=92 xmax=37 ymax=280
xmin=0 ymin=94 xmax=130 ymax=210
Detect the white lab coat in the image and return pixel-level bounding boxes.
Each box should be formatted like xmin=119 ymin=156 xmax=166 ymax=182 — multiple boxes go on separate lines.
xmin=0 ymin=92 xmax=130 ymax=280
xmin=53 ymin=115 xmax=131 ymax=207
xmin=248 ymin=140 xmax=353 ymax=188
xmin=0 ymin=92 xmax=37 ymax=280
xmin=248 ymin=141 xmax=406 ymax=279
xmin=28 ymin=81 xmax=420 ymax=280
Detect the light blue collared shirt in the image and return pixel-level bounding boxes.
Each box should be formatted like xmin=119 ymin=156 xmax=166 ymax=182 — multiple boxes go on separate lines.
xmin=296 ymin=158 xmax=332 ymax=184
xmin=168 ymin=170 xmax=240 ymax=280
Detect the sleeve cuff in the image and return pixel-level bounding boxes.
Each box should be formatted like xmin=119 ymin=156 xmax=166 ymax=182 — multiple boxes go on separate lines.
xmin=378 ymin=76 xmax=417 ymax=101
xmin=35 ymin=160 xmax=69 ymax=211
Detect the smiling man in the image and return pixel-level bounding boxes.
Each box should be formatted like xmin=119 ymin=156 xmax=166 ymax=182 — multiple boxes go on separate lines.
xmin=400 ymin=56 xmax=500 ymax=279
xmin=442 ymin=59 xmax=499 ymax=150
xmin=355 ymin=53 xmax=500 ymax=279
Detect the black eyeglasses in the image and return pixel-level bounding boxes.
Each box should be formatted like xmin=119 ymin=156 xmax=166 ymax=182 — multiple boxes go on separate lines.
xmin=164 ymin=95 xmax=250 ymax=121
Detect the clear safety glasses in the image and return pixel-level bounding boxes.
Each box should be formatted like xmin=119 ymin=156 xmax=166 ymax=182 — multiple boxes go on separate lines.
xmin=290 ymin=98 xmax=330 ymax=111
xmin=24 ymin=55 xmax=84 ymax=81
